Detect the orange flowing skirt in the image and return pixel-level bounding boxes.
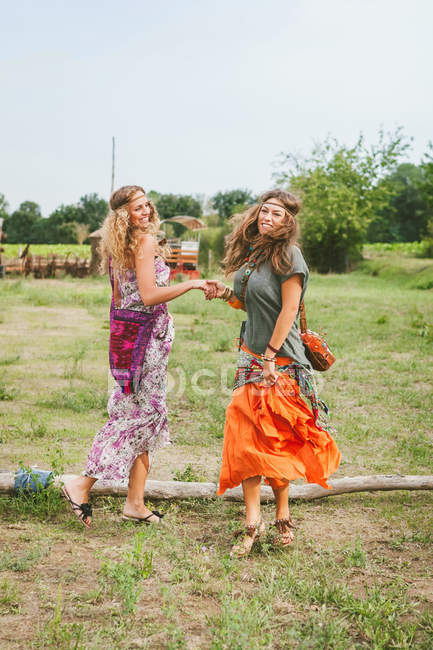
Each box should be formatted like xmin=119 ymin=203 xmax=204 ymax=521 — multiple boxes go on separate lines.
xmin=217 ymin=348 xmax=341 ymax=495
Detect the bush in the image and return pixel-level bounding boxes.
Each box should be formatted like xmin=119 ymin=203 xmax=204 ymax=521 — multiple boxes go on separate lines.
xmin=419 ymin=238 xmax=433 ymax=258
xmin=275 ymin=130 xmax=410 ymax=272
xmin=198 ymin=224 xmax=231 ymax=272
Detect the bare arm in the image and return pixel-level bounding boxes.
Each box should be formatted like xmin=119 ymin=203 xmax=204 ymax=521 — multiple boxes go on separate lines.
xmin=263 ymin=274 xmax=303 ymax=384
xmin=135 ymin=234 xmax=206 ymax=306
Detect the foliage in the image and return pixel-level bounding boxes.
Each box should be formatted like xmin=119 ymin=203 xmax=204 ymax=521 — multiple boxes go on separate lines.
xmin=364 ymin=241 xmax=429 ymax=257
xmin=198 ymin=223 xmax=231 ymax=270
xmin=210 ymin=188 xmax=256 ymax=223
xmin=0 ymin=193 xmax=8 ymax=243
xmin=3 ymin=201 xmax=42 ymax=244
xmin=418 ymin=142 xmax=433 ymax=212
xmin=275 ymin=129 xmax=411 ymax=272
xmin=367 ymin=163 xmax=430 ymax=243
xmin=3 ymin=194 xmax=107 ymax=244
xmin=149 ymin=190 xmax=203 ymax=237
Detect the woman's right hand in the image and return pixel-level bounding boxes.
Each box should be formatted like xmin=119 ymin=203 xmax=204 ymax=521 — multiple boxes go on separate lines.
xmin=263 ymin=359 xmax=278 ymax=386
xmin=189 ymin=279 xmax=217 ymax=299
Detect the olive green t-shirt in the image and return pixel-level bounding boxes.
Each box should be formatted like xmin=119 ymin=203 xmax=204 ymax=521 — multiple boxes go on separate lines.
xmin=233 ymin=245 xmax=311 ymax=368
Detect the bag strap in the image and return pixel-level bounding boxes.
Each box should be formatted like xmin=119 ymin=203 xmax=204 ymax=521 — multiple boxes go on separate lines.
xmin=299 ymin=301 xmax=308 ymax=333
xmin=108 ymin=257 xmax=114 ymax=291
xmin=107 ymin=257 xmax=117 ymax=311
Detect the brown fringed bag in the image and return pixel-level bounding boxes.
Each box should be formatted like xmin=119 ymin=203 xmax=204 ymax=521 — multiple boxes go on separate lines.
xmin=299 ymin=302 xmax=336 ymax=371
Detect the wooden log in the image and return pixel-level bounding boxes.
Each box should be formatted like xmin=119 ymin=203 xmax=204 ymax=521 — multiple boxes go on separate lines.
xmin=0 ymin=471 xmax=432 ymax=501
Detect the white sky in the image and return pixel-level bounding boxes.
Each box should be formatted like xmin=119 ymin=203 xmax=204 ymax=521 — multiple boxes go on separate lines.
xmin=1 ymin=0 xmax=432 ymax=216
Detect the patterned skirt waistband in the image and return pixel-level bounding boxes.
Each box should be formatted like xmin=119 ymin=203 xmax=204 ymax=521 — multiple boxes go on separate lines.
xmin=233 ymin=346 xmax=330 ymax=426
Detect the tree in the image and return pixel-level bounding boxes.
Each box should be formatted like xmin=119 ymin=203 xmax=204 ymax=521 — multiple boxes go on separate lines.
xmin=0 ymin=194 xmax=8 ymax=220
xmin=32 ymin=194 xmax=107 ymax=244
xmin=149 ymin=191 xmax=203 ymax=237
xmin=367 ymin=164 xmax=429 ymax=242
xmin=418 ymin=144 xmax=433 ymax=219
xmin=275 ymin=130 xmax=410 ymax=272
xmin=4 ymin=201 xmax=42 ymax=244
xmin=211 ymin=189 xmax=255 ymax=223
xmin=76 ymin=193 xmax=108 ymax=233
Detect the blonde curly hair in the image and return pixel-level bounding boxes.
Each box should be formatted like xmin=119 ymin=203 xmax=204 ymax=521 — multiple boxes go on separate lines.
xmin=100 ymin=185 xmax=166 ymax=271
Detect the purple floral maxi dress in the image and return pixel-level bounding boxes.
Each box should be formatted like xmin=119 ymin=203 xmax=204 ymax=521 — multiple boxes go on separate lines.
xmin=84 ymin=257 xmax=174 ymax=484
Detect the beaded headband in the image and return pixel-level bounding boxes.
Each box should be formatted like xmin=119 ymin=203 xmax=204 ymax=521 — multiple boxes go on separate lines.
xmin=260 ymin=202 xmax=296 ymax=219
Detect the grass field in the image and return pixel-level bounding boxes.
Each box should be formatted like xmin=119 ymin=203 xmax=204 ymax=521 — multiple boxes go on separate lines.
xmin=2 ymin=244 xmax=91 ymax=260
xmin=0 ymin=256 xmax=432 ymax=648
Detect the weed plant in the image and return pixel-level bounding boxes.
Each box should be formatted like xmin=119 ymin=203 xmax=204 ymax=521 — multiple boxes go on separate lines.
xmin=0 ymin=578 xmax=21 ymax=614
xmin=99 ymin=530 xmax=153 ymax=614
xmin=34 ymin=587 xmax=85 ymax=649
xmin=173 ymin=464 xmax=206 ymax=482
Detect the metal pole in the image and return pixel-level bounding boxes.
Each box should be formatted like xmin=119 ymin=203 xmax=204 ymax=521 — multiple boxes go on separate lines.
xmin=110 ymin=136 xmax=115 ymax=196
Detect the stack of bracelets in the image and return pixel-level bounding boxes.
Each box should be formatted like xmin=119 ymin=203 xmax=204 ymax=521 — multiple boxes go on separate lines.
xmin=219 ymin=286 xmax=234 ymax=301
xmin=262 ymin=342 xmax=279 ymax=362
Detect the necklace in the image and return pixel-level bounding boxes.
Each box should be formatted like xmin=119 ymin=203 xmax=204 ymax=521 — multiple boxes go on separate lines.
xmin=240 ymin=245 xmax=260 ymax=302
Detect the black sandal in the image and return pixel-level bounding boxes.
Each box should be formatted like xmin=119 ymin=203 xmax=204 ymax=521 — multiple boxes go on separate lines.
xmin=62 ymin=486 xmax=92 ymax=528
xmin=121 ymin=510 xmax=164 ymax=524
xmin=230 ymin=520 xmax=266 ymax=558
xmin=273 ymin=516 xmax=296 ymax=547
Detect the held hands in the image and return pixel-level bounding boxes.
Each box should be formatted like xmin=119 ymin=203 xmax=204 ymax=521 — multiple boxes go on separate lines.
xmin=191 ymin=279 xmax=228 ymax=300
xmin=203 ymin=280 xmax=227 ymax=300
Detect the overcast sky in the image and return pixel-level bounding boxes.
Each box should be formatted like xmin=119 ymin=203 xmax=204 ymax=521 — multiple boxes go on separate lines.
xmin=1 ymin=0 xmax=432 ymax=216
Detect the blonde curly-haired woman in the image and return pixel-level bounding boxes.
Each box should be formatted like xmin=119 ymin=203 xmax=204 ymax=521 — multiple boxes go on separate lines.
xmin=63 ymin=186 xmax=210 ymax=527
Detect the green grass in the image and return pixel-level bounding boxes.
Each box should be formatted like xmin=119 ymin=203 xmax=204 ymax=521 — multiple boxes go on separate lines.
xmin=0 ymin=254 xmax=432 ymax=647
xmin=0 ymin=577 xmax=21 ymax=614
xmin=3 ymin=243 xmax=91 ymax=259
xmin=364 ymin=240 xmax=433 ymax=258
xmin=360 ymin=247 xmax=433 ymax=289
xmin=98 ymin=530 xmax=153 ymax=614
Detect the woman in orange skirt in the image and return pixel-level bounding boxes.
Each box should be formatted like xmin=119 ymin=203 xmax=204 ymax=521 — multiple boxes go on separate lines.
xmin=209 ymin=190 xmax=340 ymax=556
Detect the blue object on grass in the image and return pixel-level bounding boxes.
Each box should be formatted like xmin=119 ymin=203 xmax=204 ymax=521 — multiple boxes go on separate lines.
xmin=14 ymin=468 xmax=54 ymax=493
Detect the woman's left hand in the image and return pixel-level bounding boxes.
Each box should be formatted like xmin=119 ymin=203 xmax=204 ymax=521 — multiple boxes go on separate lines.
xmin=263 ymin=360 xmax=278 ymax=386
xmin=190 ymin=280 xmax=215 ymax=299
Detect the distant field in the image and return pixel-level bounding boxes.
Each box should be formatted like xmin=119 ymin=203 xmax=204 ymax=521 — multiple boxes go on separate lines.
xmin=2 ymin=244 xmax=91 ymax=259
xmin=3 ymin=241 xmax=432 ymax=264
xmin=364 ymin=241 xmax=433 ymax=258
xmin=0 ymin=254 xmax=432 ymax=648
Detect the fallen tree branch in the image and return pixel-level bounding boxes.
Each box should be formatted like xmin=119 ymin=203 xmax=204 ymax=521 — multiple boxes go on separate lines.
xmin=0 ymin=471 xmax=432 ymax=501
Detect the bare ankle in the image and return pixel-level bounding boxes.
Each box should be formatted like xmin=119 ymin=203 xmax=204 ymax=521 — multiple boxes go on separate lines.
xmin=275 ymin=510 xmax=290 ymax=521
xmin=246 ymin=514 xmax=261 ymax=526
xmin=125 ymin=497 xmax=144 ymax=508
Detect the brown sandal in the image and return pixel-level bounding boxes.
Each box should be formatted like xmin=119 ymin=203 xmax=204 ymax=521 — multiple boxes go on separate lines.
xmin=230 ymin=520 xmax=266 ymax=558
xmin=274 ymin=516 xmax=296 ymax=547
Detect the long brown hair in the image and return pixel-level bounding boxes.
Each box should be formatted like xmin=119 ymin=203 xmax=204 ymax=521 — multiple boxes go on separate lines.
xmin=100 ymin=185 xmax=164 ymax=271
xmin=222 ymin=189 xmax=301 ymax=276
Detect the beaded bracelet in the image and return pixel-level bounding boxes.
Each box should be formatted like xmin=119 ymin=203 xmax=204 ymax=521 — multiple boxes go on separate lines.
xmin=262 ymin=355 xmax=276 ymax=362
xmin=220 ymin=286 xmax=233 ymax=301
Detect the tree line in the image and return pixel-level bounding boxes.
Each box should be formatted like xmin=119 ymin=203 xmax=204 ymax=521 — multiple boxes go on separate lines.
xmin=1 ymin=129 xmax=433 ymax=272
